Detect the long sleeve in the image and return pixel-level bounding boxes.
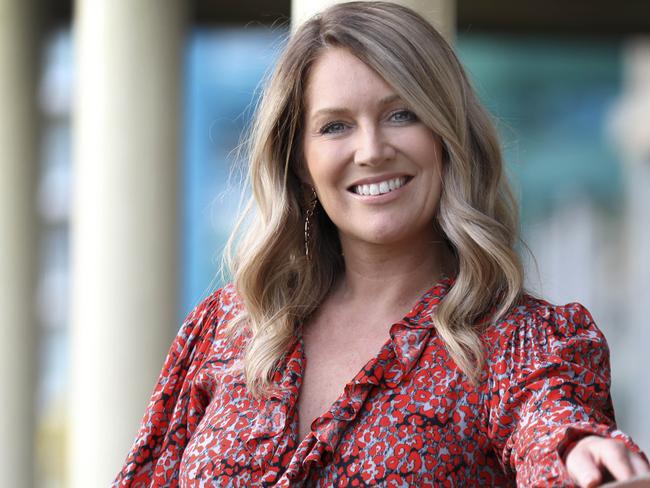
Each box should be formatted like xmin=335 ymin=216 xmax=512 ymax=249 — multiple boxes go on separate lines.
xmin=486 ymin=299 xmax=647 ymax=487
xmin=113 ymin=289 xmax=223 ymax=487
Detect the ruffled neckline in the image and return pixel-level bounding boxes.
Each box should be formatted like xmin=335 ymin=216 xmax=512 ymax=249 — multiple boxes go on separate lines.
xmin=242 ymin=274 xmax=455 ymax=483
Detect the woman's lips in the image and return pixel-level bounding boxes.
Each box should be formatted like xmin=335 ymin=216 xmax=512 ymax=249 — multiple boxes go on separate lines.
xmin=348 ymin=175 xmax=413 ymax=196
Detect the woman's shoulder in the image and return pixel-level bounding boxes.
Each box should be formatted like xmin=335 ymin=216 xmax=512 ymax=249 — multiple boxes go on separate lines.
xmin=175 ymin=283 xmax=247 ymax=356
xmin=483 ymin=292 xmax=609 ymax=375
xmin=184 ymin=283 xmax=243 ymax=325
xmin=493 ymin=292 xmax=599 ymax=338
xmin=484 ymin=291 xmax=602 ymax=341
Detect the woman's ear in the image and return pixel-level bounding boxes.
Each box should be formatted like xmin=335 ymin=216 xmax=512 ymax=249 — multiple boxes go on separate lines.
xmin=294 ymin=155 xmax=314 ymax=186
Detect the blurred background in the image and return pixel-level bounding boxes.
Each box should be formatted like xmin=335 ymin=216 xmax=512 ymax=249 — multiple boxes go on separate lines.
xmin=1 ymin=0 xmax=649 ymax=486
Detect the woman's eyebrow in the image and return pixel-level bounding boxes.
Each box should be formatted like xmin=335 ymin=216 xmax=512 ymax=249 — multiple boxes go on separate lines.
xmin=308 ymin=94 xmax=404 ymax=122
xmin=377 ymin=93 xmax=402 ymax=106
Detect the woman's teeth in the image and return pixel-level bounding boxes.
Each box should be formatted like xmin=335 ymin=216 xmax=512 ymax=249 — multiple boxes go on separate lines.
xmin=352 ymin=176 xmax=408 ymax=196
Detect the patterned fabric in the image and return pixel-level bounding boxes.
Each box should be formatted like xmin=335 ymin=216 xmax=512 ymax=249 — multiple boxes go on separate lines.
xmin=114 ymin=277 xmax=646 ymax=487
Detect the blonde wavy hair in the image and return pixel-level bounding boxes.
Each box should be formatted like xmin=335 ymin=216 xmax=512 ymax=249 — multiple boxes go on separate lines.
xmin=225 ymin=1 xmax=524 ymax=398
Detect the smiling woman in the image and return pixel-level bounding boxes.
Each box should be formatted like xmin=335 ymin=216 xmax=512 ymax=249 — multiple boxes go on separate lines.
xmin=302 ymin=48 xmax=445 ymax=248
xmin=114 ymin=2 xmax=649 ymax=487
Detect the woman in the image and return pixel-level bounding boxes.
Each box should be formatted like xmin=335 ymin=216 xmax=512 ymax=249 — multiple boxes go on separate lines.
xmin=114 ymin=2 xmax=649 ymax=486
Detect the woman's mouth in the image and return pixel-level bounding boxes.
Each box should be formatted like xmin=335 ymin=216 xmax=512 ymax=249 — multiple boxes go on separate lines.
xmin=349 ymin=176 xmax=412 ymax=196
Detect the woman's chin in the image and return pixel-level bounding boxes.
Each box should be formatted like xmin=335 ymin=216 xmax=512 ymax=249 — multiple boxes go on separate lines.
xmin=339 ymin=225 xmax=433 ymax=249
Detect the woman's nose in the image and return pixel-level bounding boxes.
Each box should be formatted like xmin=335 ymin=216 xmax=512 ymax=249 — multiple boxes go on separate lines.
xmin=353 ymin=125 xmax=396 ymax=166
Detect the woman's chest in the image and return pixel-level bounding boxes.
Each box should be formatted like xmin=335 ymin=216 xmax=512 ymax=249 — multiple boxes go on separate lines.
xmin=178 ymin=340 xmax=510 ymax=487
xmin=296 ymin=324 xmax=394 ymax=442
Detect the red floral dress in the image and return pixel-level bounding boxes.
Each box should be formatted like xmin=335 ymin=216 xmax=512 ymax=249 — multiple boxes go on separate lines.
xmin=113 ymin=276 xmax=645 ymax=487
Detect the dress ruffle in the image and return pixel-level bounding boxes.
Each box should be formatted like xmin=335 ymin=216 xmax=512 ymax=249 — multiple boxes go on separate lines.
xmin=243 ymin=277 xmax=454 ymax=482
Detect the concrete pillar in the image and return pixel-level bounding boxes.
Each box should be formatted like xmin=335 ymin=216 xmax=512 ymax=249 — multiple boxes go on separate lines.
xmin=609 ymin=38 xmax=650 ymax=453
xmin=291 ymin=0 xmax=456 ymax=41
xmin=70 ymin=1 xmax=186 ymax=485
xmin=0 ymin=1 xmax=39 ymax=487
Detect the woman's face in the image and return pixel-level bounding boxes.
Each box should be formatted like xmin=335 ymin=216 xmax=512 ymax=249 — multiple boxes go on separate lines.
xmin=302 ymin=47 xmax=444 ymax=249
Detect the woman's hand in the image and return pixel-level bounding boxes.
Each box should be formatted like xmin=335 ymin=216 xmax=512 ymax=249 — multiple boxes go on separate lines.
xmin=565 ymin=435 xmax=650 ymax=487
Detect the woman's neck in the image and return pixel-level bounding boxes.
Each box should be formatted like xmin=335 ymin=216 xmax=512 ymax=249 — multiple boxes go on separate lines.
xmin=333 ymin=230 xmax=456 ymax=311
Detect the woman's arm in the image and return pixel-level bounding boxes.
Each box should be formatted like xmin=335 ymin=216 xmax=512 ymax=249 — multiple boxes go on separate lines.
xmin=486 ymin=299 xmax=648 ymax=487
xmin=113 ymin=289 xmax=223 ymax=487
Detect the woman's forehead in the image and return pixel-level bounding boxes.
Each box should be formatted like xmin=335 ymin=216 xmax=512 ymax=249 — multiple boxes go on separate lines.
xmin=303 ymin=48 xmax=400 ymax=113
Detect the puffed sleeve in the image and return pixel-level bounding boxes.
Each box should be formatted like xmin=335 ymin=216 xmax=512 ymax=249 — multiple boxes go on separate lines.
xmin=113 ymin=289 xmax=224 ymax=487
xmin=486 ymin=298 xmax=647 ymax=487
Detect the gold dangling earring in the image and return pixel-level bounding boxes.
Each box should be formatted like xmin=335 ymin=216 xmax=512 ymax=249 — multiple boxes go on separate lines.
xmin=304 ymin=187 xmax=318 ymax=260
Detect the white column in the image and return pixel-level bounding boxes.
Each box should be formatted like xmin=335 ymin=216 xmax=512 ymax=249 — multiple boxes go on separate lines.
xmin=70 ymin=1 xmax=186 ymax=485
xmin=609 ymin=38 xmax=650 ymax=453
xmin=0 ymin=1 xmax=39 ymax=487
xmin=291 ymin=0 xmax=455 ymax=40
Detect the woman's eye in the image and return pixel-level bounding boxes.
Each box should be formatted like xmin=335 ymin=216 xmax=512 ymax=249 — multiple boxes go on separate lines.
xmin=390 ymin=110 xmax=417 ymax=123
xmin=319 ymin=122 xmax=346 ymax=135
